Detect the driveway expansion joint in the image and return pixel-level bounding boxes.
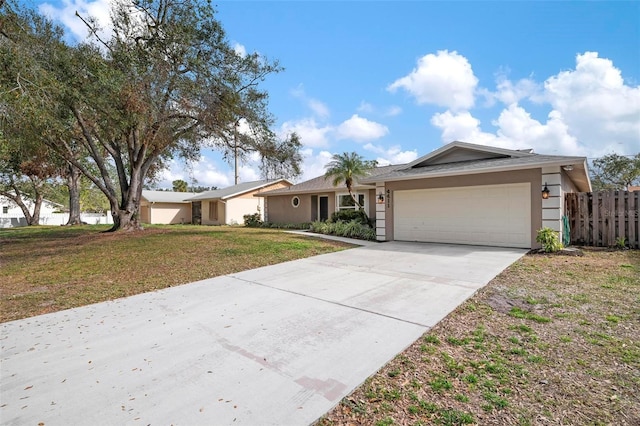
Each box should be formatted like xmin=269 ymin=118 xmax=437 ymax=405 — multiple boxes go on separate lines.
xmin=229 ymin=274 xmax=433 ymax=329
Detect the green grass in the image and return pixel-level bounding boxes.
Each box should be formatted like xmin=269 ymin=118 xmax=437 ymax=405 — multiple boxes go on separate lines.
xmin=508 ymin=307 xmax=552 ymax=323
xmin=0 ymin=225 xmax=351 ymax=322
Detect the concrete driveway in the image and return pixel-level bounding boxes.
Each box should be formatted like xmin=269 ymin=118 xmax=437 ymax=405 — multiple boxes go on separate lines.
xmin=1 ymin=241 xmax=526 ymax=425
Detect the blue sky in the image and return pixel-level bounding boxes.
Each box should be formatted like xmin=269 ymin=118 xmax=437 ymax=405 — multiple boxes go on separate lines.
xmin=28 ymin=0 xmax=640 ymax=188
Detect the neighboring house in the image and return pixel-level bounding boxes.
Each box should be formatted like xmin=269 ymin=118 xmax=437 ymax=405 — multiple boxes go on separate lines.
xmin=187 ymin=179 xmax=292 ymax=225
xmin=140 ymin=191 xmax=196 ymax=225
xmin=0 ymin=194 xmax=65 ymax=228
xmin=258 ymin=141 xmax=592 ymax=249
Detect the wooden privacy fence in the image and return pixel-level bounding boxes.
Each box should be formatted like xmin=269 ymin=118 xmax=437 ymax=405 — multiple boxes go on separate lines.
xmin=565 ymin=190 xmax=640 ymax=248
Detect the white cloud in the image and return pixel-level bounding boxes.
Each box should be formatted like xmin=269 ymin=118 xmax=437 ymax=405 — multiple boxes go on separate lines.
xmin=290 ymin=84 xmax=330 ymax=119
xmin=297 ymin=149 xmax=334 ymax=182
xmin=357 ymin=102 xmax=402 ymax=117
xmin=363 ymin=143 xmax=418 ymax=166
xmin=156 ymin=155 xmax=233 ymax=189
xmin=233 ymin=42 xmax=247 ymax=58
xmin=388 ymin=50 xmax=478 ymax=111
xmin=40 ymin=0 xmax=113 ymax=42
xmin=493 ymin=75 xmax=542 ymax=105
xmin=430 ymin=106 xmax=580 ymax=155
xmin=429 ymin=52 xmax=639 ymax=158
xmin=280 ymin=118 xmax=332 ymax=148
xmin=384 ymin=105 xmax=403 ymax=117
xmin=543 ymin=51 xmax=640 ymax=156
xmin=335 ymin=114 xmax=389 ymax=142
xmin=357 ymin=101 xmax=374 ymax=113
xmin=308 ymin=99 xmax=330 ymax=119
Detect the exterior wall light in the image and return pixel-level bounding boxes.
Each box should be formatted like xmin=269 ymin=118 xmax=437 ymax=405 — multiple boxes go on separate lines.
xmin=542 ymin=183 xmax=550 ymax=199
xmin=377 ymin=192 xmax=385 ymax=204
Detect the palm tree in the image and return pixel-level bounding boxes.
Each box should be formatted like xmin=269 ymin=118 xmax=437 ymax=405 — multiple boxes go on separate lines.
xmin=324 ymin=152 xmax=377 ymax=210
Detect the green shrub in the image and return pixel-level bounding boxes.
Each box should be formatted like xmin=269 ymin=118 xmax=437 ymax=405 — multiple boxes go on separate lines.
xmin=260 ymin=222 xmax=311 ymax=230
xmin=615 ymin=236 xmax=627 ymax=249
xmin=330 ymin=209 xmax=369 ymax=225
xmin=309 ymin=219 xmax=376 ymax=241
xmin=536 ymin=227 xmax=563 ymax=253
xmin=243 ymin=213 xmax=263 ymax=227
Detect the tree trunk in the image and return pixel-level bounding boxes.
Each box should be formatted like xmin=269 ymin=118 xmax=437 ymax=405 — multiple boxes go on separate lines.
xmin=106 ymin=167 xmax=144 ymax=232
xmin=108 ymin=208 xmax=142 ymax=232
xmin=28 ymin=191 xmax=43 ymax=226
xmin=347 ymin=186 xmax=370 ymax=223
xmin=2 ymin=184 xmax=43 ymax=226
xmin=12 ymin=192 xmax=35 ymax=225
xmin=65 ymin=163 xmax=83 ymax=225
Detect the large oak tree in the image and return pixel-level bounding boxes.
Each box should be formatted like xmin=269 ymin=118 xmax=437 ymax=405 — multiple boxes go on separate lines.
xmin=2 ymin=0 xmax=301 ymax=231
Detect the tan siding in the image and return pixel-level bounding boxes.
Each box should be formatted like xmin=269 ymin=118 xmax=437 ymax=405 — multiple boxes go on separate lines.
xmin=384 ymin=169 xmax=542 ymax=248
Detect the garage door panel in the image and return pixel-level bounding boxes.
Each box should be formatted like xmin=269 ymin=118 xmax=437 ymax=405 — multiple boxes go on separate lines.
xmin=394 ymin=183 xmax=531 ymax=248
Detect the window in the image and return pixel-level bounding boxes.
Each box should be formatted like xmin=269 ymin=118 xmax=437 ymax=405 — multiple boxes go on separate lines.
xmin=291 ymin=196 xmax=300 ymax=208
xmin=337 ymin=194 xmax=365 ymax=211
xmin=209 ymin=201 xmax=218 ymax=221
xmin=2 ymin=206 xmax=8 ymax=214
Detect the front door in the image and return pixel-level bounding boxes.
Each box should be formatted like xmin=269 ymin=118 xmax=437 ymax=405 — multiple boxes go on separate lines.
xmin=319 ymin=196 xmax=329 ymax=221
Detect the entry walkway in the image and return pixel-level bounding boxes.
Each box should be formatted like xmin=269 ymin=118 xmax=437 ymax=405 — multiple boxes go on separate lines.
xmin=1 ymin=242 xmax=526 ymax=425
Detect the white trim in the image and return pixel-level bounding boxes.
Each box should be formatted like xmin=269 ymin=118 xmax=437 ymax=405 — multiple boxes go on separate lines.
xmin=291 ymin=196 xmax=300 ymax=208
xmin=361 ymin=157 xmax=588 ymax=185
xmin=335 ymin=192 xmax=368 ymax=216
xmin=404 ymin=141 xmax=535 ymax=169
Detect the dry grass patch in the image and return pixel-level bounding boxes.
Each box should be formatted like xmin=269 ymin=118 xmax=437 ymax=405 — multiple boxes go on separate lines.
xmin=318 ymin=249 xmax=640 ymax=426
xmin=0 ymin=225 xmax=351 ymax=322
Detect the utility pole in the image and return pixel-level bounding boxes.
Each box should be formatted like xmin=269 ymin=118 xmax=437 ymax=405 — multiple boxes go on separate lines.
xmin=234 ymin=120 xmax=239 ymax=185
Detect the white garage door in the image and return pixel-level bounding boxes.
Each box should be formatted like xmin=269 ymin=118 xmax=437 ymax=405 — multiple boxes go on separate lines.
xmin=393 ymin=183 xmax=531 ymax=248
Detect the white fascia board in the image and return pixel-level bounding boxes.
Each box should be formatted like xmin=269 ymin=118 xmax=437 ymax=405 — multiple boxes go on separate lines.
xmin=361 ymin=158 xmax=587 ymax=184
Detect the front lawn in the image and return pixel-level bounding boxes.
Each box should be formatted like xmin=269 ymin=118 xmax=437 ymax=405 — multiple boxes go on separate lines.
xmin=319 ymin=249 xmax=640 ymax=426
xmin=0 ymin=225 xmax=351 ymax=322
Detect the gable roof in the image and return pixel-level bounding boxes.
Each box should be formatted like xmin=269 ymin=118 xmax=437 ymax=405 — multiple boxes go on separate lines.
xmin=360 ymin=141 xmax=591 ymax=191
xmin=257 ymin=164 xmax=405 ymax=197
xmin=187 ymin=179 xmax=291 ymax=201
xmin=405 ymin=141 xmax=534 ymax=169
xmin=142 ymin=191 xmax=196 ymax=203
xmin=0 ymin=193 xmax=64 ymax=208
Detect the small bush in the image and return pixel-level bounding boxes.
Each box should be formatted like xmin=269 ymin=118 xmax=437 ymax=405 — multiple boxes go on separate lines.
xmin=330 ymin=209 xmax=369 ymax=225
xmin=536 ymin=227 xmax=563 ymax=253
xmin=309 ymin=219 xmax=376 ymax=241
xmin=243 ymin=213 xmax=263 ymax=227
xmin=260 ymin=222 xmax=311 ymax=230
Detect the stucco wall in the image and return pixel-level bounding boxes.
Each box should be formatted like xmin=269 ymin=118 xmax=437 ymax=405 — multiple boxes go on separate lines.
xmin=199 ymin=182 xmax=291 ymax=225
xmin=267 ymin=194 xmax=315 ymax=224
xmin=227 ymin=197 xmax=263 ymax=225
xmin=383 ymin=169 xmax=542 ymax=247
xmin=266 ymin=193 xmax=343 ymax=224
xmin=148 ymin=203 xmax=192 ymax=224
xmin=201 ymin=200 xmax=224 ymax=225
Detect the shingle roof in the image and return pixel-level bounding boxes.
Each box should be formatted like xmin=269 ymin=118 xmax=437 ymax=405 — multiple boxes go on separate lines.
xmin=141 ymin=191 xmax=196 ymax=203
xmin=258 ymin=164 xmax=405 ymax=196
xmin=187 ymin=179 xmax=289 ymax=201
xmin=360 ymin=154 xmax=588 ymax=183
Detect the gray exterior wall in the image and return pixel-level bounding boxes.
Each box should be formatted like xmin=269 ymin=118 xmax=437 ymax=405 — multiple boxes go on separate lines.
xmin=265 ymin=190 xmax=379 ymax=224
